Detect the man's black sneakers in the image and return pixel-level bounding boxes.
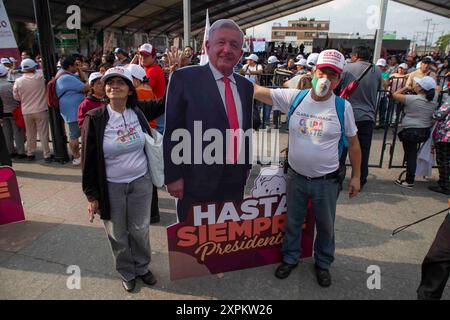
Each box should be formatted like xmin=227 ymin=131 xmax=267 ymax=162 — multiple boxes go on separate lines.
xmin=274 ymin=262 xmax=298 ymax=279
xmin=122 ymin=279 xmax=136 ymax=292
xmin=315 ymin=264 xmax=331 ymax=287
xmin=140 ymin=270 xmax=157 ymax=286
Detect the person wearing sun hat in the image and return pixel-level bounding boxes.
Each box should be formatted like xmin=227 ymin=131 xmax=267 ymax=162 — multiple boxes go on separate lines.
xmin=392 ymin=76 xmax=437 ymax=189
xmin=254 ymin=49 xmax=362 ymax=288
xmin=81 ymin=66 xmax=166 ymax=292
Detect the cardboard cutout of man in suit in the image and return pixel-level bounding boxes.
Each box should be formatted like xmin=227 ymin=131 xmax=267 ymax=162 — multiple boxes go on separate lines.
xmin=164 ymin=19 xmax=254 ymax=222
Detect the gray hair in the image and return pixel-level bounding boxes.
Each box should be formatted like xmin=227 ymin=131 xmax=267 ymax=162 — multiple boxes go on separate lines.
xmin=208 ymin=19 xmax=244 ymax=43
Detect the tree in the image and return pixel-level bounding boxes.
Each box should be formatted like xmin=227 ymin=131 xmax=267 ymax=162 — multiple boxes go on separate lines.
xmin=436 ymin=33 xmax=450 ymax=53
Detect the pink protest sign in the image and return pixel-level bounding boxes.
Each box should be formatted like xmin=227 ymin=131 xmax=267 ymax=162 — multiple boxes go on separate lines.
xmin=0 ymin=166 xmax=25 ymax=225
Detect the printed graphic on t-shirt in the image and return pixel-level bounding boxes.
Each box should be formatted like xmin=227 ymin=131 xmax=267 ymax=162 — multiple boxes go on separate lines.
xmin=106 ymin=118 xmax=142 ymax=151
xmin=296 ymin=112 xmax=332 ymax=138
xmin=115 ymin=126 xmax=141 ymax=148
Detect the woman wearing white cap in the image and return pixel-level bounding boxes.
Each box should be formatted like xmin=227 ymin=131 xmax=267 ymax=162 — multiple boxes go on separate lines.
xmin=240 ymin=53 xmax=263 ymax=84
xmin=392 ymin=76 xmax=437 ymax=188
xmin=388 ymin=63 xmax=409 ymax=94
xmin=81 ymin=67 xmax=165 ymax=292
xmin=294 ymin=59 xmax=308 ymax=76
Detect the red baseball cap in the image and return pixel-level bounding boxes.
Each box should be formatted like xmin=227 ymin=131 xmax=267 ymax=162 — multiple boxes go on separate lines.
xmin=138 ymin=43 xmax=156 ymax=57
xmin=316 ymin=49 xmax=345 ymax=74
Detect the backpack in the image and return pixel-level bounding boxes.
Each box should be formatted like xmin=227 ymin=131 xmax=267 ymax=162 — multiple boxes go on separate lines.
xmin=46 ymin=72 xmax=70 ymax=109
xmin=285 ymin=89 xmax=349 ymax=190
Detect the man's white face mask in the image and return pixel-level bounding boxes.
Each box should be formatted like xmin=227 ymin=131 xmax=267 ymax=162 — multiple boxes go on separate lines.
xmin=312 ymin=76 xmax=331 ymax=97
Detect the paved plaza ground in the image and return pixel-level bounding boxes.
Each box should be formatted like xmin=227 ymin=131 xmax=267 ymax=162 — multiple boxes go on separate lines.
xmin=1 ymin=129 xmax=449 ymax=300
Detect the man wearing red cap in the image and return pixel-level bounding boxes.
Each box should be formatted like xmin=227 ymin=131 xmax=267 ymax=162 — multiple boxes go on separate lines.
xmin=254 ymin=49 xmax=362 ymax=288
xmin=137 ymin=43 xmax=166 ymax=100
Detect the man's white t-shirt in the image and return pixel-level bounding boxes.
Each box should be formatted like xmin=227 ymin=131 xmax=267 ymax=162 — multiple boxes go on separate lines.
xmin=270 ymin=89 xmax=358 ymax=178
xmin=242 ymin=64 xmax=263 ymax=84
xmin=103 ymin=105 xmax=148 ymax=183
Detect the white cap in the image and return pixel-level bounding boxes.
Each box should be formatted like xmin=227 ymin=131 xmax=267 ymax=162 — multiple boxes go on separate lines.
xmin=1 ymin=58 xmax=11 ymax=65
xmin=296 ymin=54 xmax=304 ymax=61
xmin=125 ymin=64 xmax=146 ymax=82
xmin=295 ymin=58 xmax=308 ymax=67
xmin=88 ymin=72 xmax=103 ymax=85
xmin=21 ymin=58 xmax=37 ymax=71
xmin=0 ymin=64 xmax=7 ymax=77
xmin=414 ymin=76 xmax=436 ymax=91
xmin=9 ymin=57 xmax=16 ymax=62
xmin=398 ymin=63 xmax=408 ymax=70
xmin=376 ymin=58 xmax=387 ymax=67
xmin=316 ymin=49 xmax=345 ymax=74
xmin=101 ymin=67 xmax=133 ymax=84
xmin=245 ymin=54 xmax=259 ymax=62
xmin=267 ymin=56 xmax=279 ymax=64
xmin=307 ymin=53 xmax=319 ymax=68
xmin=138 ymin=43 xmax=156 ymax=56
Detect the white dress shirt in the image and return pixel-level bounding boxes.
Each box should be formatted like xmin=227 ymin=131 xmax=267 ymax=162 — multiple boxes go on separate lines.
xmin=208 ymin=63 xmax=244 ymax=128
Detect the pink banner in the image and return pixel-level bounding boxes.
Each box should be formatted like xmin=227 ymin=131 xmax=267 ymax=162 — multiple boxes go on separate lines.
xmin=0 ymin=48 xmax=20 ymax=63
xmin=0 ymin=166 xmax=25 ymax=225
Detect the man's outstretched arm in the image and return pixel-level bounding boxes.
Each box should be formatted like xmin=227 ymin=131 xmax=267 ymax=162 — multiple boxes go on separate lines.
xmin=254 ymin=84 xmax=273 ymax=106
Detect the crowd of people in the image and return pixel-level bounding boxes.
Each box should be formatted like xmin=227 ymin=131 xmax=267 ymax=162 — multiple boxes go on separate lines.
xmin=0 ymin=18 xmax=449 ymax=299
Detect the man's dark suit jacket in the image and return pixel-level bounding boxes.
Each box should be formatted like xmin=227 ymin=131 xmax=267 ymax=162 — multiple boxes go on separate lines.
xmin=163 ymin=63 xmax=254 ymax=202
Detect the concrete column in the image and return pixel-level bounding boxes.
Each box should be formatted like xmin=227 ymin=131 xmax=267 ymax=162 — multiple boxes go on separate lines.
xmin=373 ymin=0 xmax=388 ymax=63
xmin=183 ymin=0 xmax=191 ymax=48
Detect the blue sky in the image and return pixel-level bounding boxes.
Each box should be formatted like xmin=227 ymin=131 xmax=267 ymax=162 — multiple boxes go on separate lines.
xmin=248 ymin=0 xmax=450 ymax=45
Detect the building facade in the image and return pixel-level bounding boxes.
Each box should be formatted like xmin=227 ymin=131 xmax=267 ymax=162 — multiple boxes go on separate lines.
xmin=271 ymin=18 xmax=329 ymax=53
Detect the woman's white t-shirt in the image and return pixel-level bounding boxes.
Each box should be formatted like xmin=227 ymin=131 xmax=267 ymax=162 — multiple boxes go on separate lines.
xmin=103 ymin=105 xmax=148 ymax=183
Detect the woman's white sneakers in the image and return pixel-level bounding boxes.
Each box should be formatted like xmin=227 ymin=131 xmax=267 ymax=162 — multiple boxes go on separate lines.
xmin=394 ymin=179 xmax=414 ymax=189
xmin=72 ymin=157 xmax=82 ymax=166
